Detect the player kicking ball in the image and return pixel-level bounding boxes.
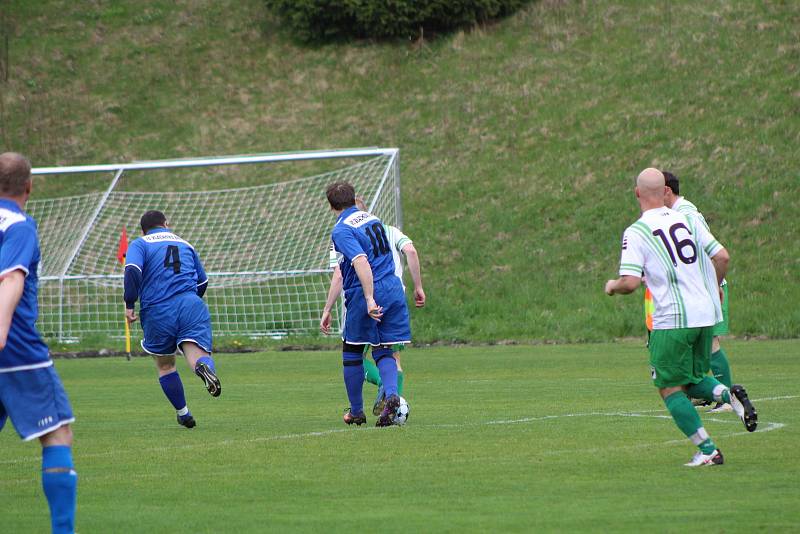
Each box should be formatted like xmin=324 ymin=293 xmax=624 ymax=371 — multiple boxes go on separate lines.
xmin=321 ymin=196 xmax=425 ymax=417
xmin=124 ymin=210 xmax=220 ymax=429
xmin=326 ymin=182 xmax=412 ymax=427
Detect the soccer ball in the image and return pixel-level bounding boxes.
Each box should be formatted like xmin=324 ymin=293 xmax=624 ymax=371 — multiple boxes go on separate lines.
xmin=394 ymin=396 xmax=410 ymax=425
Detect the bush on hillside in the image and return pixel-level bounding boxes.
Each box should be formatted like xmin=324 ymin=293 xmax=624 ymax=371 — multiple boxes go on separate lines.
xmin=265 ymin=0 xmax=530 ymax=42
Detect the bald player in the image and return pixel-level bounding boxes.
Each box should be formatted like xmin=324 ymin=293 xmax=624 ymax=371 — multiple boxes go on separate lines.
xmin=605 ymin=168 xmax=757 ymax=467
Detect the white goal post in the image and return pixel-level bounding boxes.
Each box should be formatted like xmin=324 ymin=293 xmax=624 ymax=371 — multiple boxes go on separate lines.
xmin=28 ymin=148 xmax=401 ymax=342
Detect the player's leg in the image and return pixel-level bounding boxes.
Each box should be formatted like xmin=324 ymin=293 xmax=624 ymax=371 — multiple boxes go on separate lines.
xmin=40 ymin=425 xmax=77 ymax=534
xmin=181 ymin=341 xmax=220 ymax=398
xmin=340 ymin=287 xmax=377 ymax=425
xmin=176 ymin=293 xmax=219 ymax=397
xmin=342 ymin=342 xmax=367 ymax=425
xmin=393 ymin=344 xmax=405 ymax=396
xmin=373 ymin=277 xmax=410 ymax=426
xmin=0 ymin=367 xmax=78 ymax=532
xmin=709 ymin=284 xmax=733 ymax=411
xmin=155 ymin=355 xmax=195 ymax=427
xmin=362 ymin=346 xmax=382 ymax=386
xmin=649 ymin=328 xmax=722 ymax=466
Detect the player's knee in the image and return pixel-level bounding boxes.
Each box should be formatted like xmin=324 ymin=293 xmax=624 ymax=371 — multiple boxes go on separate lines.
xmin=342 ymin=342 xmax=362 ymax=354
xmin=155 ymin=355 xmax=177 ymax=372
xmin=372 ymin=346 xmax=394 ymax=364
xmin=40 ymin=424 xmax=73 ymax=447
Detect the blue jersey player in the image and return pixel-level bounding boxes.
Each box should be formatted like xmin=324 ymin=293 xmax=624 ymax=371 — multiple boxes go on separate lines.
xmin=124 ymin=210 xmax=220 ymax=429
xmin=0 ymin=153 xmax=77 ymax=533
xmin=326 ymin=181 xmax=411 ymax=427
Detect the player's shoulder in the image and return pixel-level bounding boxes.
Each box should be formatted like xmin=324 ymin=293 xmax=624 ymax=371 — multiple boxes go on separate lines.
xmin=0 ymin=206 xmax=33 ymax=234
xmin=140 ymin=231 xmax=195 ymax=249
xmin=339 ymin=210 xmax=379 ymax=229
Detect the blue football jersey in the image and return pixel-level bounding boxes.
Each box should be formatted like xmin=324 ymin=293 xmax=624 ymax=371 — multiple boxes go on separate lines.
xmin=331 ymin=207 xmax=396 ymax=291
xmin=0 ymin=199 xmax=50 ymax=371
xmin=125 ymin=228 xmax=208 ymax=310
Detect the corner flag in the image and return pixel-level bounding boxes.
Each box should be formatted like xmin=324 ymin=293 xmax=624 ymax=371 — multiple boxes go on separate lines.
xmin=117 ymin=227 xmax=128 ymax=265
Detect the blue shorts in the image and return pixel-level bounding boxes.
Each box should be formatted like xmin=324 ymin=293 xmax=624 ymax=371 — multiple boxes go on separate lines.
xmin=140 ymin=292 xmax=213 ymax=355
xmin=343 ymin=275 xmax=411 ymax=346
xmin=0 ymin=363 xmax=75 ymax=441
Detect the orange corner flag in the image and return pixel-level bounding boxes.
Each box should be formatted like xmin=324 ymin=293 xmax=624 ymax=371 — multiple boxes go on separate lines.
xmin=116 ymin=226 xmax=128 ymax=265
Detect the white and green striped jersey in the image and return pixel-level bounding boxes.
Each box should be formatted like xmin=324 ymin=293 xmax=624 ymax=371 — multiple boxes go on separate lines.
xmin=619 ymin=207 xmax=723 ymax=329
xmin=673 ymin=196 xmax=726 ymax=286
xmin=329 ymin=224 xmax=412 ymax=287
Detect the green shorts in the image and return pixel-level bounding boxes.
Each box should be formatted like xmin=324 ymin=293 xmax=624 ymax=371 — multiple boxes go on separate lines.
xmin=712 ymin=283 xmax=729 ymax=336
xmin=647 ymin=327 xmax=714 ymax=388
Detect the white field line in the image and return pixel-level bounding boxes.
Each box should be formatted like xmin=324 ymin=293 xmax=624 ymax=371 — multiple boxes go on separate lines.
xmin=0 ymin=394 xmax=795 ymax=474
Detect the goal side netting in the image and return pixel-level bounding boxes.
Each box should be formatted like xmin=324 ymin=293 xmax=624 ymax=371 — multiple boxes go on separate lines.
xmin=28 ymin=148 xmax=401 ymax=342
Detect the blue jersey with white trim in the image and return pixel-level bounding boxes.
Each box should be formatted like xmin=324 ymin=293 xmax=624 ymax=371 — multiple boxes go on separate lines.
xmin=331 ymin=207 xmax=396 ymax=291
xmin=0 ymin=199 xmax=50 ymax=371
xmin=125 ymin=228 xmax=208 ymax=310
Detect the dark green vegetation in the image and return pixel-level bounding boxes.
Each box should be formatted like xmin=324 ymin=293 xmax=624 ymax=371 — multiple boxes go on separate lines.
xmin=1 ymin=1 xmax=798 ymax=343
xmin=264 ymin=0 xmax=530 ymax=42
xmin=2 ymin=341 xmax=798 ymax=532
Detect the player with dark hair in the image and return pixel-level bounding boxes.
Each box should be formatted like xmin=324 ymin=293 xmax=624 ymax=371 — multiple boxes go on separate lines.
xmin=325 ymin=181 xmax=412 ymax=426
xmin=321 ymin=195 xmax=425 ymax=415
xmin=0 ymin=152 xmax=77 ymax=532
xmin=605 ymin=168 xmax=756 ymax=466
xmin=124 ymin=210 xmax=220 ymax=428
xmin=661 ymin=171 xmax=734 ymax=412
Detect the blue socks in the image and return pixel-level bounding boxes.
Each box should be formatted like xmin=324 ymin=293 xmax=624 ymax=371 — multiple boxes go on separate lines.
xmin=374 ymin=347 xmax=399 ymax=398
xmin=342 ymin=351 xmax=365 ymax=414
xmin=197 ymin=356 xmax=216 ymax=373
xmin=42 ymin=445 xmax=77 ymax=534
xmin=159 ymin=371 xmax=188 ymax=413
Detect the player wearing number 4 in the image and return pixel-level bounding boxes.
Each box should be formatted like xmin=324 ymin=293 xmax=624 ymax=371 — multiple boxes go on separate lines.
xmin=0 ymin=153 xmax=77 ymax=533
xmin=124 ymin=211 xmax=221 ymax=429
xmin=605 ymin=168 xmax=757 ymax=467
xmin=326 ymin=182 xmax=411 ymax=427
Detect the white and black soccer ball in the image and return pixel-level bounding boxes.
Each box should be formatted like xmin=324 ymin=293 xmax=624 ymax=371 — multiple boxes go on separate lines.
xmin=394 ymin=396 xmax=410 ymax=425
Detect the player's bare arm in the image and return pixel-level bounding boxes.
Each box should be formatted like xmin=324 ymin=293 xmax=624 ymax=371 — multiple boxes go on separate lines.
xmin=605 ymin=275 xmax=641 ymax=296
xmin=352 ymin=255 xmax=383 ymax=321
xmin=710 ymin=247 xmax=729 ymax=286
xmin=321 ymin=266 xmax=343 ymax=334
xmin=0 ymin=269 xmax=25 ymax=350
xmin=401 ymin=242 xmax=425 ymax=307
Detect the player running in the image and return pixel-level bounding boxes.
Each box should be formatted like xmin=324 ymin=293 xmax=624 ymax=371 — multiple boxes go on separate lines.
xmin=605 ymin=168 xmax=756 ymax=467
xmin=325 ymin=182 xmax=412 ymax=427
xmin=0 ymin=152 xmax=78 ymax=533
xmin=321 ymin=196 xmax=425 ymax=416
xmin=124 ymin=210 xmax=220 ymax=429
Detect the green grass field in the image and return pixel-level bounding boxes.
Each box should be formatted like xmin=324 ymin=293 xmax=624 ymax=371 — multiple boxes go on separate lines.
xmin=2 ymin=340 xmax=798 ymax=532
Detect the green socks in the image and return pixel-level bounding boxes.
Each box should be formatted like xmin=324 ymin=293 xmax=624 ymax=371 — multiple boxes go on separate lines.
xmin=363 ymin=358 xmax=381 ymax=386
xmin=664 ymin=391 xmax=717 ymax=454
xmin=711 ymin=348 xmax=733 ymax=388
xmin=686 ymin=376 xmax=730 ymax=404
xmin=364 ymin=356 xmax=405 ymax=396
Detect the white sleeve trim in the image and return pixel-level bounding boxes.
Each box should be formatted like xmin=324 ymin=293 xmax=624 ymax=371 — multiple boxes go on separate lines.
xmin=124 ymin=263 xmax=142 ymax=272
xmin=0 ymin=264 xmax=29 ymax=278
xmin=197 ymin=279 xmax=209 ymax=286
xmin=349 ymin=253 xmax=367 ymax=265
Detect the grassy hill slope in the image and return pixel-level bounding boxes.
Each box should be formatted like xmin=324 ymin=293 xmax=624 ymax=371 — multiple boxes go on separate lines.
xmin=1 ymin=0 xmax=798 ymax=342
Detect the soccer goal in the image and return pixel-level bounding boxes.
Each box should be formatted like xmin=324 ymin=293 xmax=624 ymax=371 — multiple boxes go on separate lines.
xmin=29 ymin=148 xmax=401 ymax=342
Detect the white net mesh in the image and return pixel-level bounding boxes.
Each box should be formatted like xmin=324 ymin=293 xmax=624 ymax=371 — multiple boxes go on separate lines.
xmin=28 ymin=151 xmax=400 ymax=342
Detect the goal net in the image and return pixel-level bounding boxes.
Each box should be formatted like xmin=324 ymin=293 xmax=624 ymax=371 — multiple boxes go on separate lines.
xmin=28 ymin=148 xmax=401 ymax=343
